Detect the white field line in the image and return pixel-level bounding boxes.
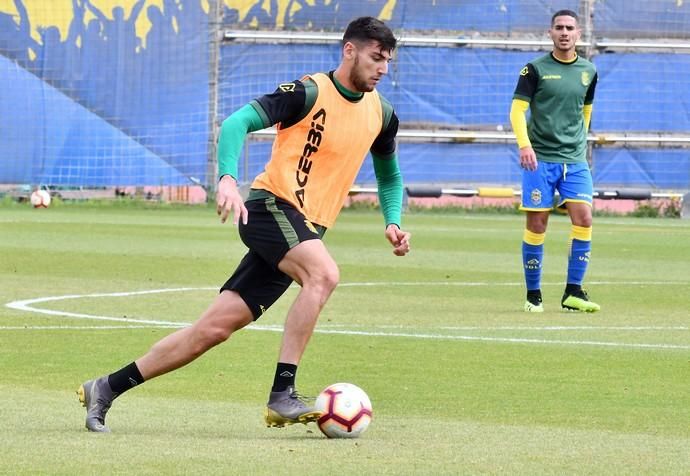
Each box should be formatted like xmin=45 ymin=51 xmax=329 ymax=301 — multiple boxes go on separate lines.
xmin=4 ymin=287 xmax=215 ymax=327
xmin=337 ymin=281 xmax=690 ymax=287
xmin=438 ymin=326 xmax=690 ymax=331
xmin=0 ymin=325 xmax=183 ymax=330
xmin=3 ymin=283 xmax=690 ymax=350
xmin=1 ymin=322 xmax=687 ymax=350
xmin=246 ymin=325 xmax=690 ymax=350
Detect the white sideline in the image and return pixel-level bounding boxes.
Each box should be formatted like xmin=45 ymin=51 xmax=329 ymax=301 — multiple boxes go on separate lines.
xmin=3 ymin=283 xmax=690 ymax=350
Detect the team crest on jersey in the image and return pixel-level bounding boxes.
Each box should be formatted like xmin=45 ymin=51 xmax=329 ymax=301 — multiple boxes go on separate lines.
xmin=581 ymin=72 xmax=591 ymax=86
xmin=304 ymin=220 xmax=318 ymax=234
xmin=530 ymin=189 xmax=542 ymax=205
xmin=279 ymin=83 xmax=296 ymax=92
xmin=520 ymin=66 xmax=529 ymax=76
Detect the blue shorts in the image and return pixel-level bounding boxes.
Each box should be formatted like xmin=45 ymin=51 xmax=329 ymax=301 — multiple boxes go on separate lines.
xmin=520 ymin=161 xmax=593 ymax=211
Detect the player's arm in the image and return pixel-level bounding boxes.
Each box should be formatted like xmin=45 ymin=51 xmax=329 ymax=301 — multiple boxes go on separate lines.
xmin=216 ymin=80 xmax=308 ymax=224
xmin=510 ymin=63 xmax=538 ymax=171
xmin=371 ymin=105 xmax=410 ymax=256
xmin=371 ymin=102 xmax=401 ymax=228
xmin=374 ymin=153 xmax=410 ymax=257
xmin=509 ymin=99 xmax=531 ymax=149
xmin=217 ymin=104 xmax=265 ymax=181
xmin=216 ymin=105 xmax=261 ymax=225
xmin=583 ymin=72 xmax=598 ymax=131
xmin=372 ymin=152 xmax=402 ymax=227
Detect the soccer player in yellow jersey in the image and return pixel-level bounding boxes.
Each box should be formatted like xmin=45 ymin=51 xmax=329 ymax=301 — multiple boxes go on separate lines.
xmin=78 ymin=17 xmax=411 ymax=432
xmin=510 ymin=10 xmax=600 ymax=313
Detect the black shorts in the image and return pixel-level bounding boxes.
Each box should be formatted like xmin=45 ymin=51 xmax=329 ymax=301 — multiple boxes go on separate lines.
xmin=221 ymin=193 xmax=326 ymax=320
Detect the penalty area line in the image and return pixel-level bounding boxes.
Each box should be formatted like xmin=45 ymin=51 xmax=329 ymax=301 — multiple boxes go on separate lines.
xmin=4 ymin=286 xmax=689 ymax=350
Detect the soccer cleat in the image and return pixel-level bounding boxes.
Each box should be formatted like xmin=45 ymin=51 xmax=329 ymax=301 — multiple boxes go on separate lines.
xmin=524 ymin=300 xmax=544 ymax=313
xmin=77 ymin=377 xmax=117 ymax=432
xmin=561 ymin=289 xmax=600 ymax=312
xmin=264 ymin=386 xmax=322 ymax=428
xmin=524 ymin=291 xmax=544 ymax=313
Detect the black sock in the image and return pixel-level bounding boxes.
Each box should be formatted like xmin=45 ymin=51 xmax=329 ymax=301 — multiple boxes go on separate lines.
xmin=107 ymin=362 xmax=145 ymax=395
xmin=527 ymin=289 xmax=542 ymax=303
xmin=565 ymin=283 xmax=581 ymax=295
xmin=271 ymin=362 xmax=297 ymax=392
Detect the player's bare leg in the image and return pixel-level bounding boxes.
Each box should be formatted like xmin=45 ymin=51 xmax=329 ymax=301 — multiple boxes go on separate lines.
xmin=78 ymin=291 xmax=253 ymax=432
xmin=265 ymin=239 xmax=339 ymax=427
xmin=136 ymin=291 xmax=253 ymax=379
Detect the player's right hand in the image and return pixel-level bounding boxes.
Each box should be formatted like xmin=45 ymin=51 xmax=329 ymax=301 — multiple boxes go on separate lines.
xmin=216 ymin=175 xmax=248 ymax=225
xmin=519 ymin=146 xmax=538 ymax=171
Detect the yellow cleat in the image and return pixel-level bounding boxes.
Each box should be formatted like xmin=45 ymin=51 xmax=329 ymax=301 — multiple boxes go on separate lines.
xmin=264 ymin=407 xmax=322 ymax=428
xmin=561 ymin=290 xmax=600 ymax=312
xmin=264 ymin=386 xmax=322 ymax=427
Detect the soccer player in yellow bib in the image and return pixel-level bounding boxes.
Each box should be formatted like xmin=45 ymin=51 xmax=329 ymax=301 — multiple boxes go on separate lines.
xmin=510 ymin=10 xmax=600 ymax=313
xmin=78 ymin=16 xmax=411 ymax=432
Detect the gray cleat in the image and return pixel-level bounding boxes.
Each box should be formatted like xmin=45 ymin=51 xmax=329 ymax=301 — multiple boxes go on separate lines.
xmin=264 ymin=386 xmax=322 ymax=427
xmin=77 ymin=377 xmax=117 ymax=432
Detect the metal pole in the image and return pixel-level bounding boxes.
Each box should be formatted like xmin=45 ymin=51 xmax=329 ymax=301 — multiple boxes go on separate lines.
xmin=206 ymin=0 xmax=222 ymax=200
xmin=579 ymin=0 xmax=595 ymax=59
xmin=224 ymin=30 xmax=690 ymax=52
xmin=579 ymin=0 xmax=596 ymax=169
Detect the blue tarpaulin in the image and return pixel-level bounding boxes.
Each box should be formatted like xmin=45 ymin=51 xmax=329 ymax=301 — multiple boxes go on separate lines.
xmin=1 ymin=0 xmax=689 ymax=190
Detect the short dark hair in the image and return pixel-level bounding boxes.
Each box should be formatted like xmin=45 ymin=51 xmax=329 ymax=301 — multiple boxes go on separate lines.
xmin=342 ymin=16 xmax=397 ymax=52
xmin=551 ymin=9 xmax=578 ymax=25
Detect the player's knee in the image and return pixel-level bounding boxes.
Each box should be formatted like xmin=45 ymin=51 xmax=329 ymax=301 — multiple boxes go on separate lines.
xmin=577 ymin=216 xmax=592 ymax=228
xmin=526 ymin=221 xmax=547 ymax=234
xmin=526 ymin=213 xmax=548 ymax=233
xmin=310 ymin=263 xmax=340 ymax=296
xmin=527 ymin=224 xmax=547 ymax=234
xmin=192 ymin=320 xmax=234 ymax=351
xmin=202 ymin=325 xmax=233 ymax=348
xmin=571 ymin=213 xmax=592 ymax=228
xmin=322 ymin=265 xmax=340 ymax=292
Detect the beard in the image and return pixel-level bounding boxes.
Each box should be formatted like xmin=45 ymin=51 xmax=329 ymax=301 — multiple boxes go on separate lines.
xmin=349 ymin=56 xmax=375 ymax=92
xmin=555 ymin=37 xmax=573 ymax=50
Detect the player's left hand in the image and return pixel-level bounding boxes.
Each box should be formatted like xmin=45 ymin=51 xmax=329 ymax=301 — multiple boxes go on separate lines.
xmin=385 ymin=224 xmax=411 ymax=256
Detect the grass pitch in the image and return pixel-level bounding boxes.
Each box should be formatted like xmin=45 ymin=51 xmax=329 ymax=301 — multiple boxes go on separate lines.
xmin=1 ymin=203 xmax=689 ymax=475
